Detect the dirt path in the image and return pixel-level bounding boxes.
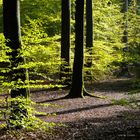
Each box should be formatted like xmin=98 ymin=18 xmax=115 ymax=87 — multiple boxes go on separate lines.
xmin=31 ymin=78 xmax=140 ymax=140
xmin=0 ymin=78 xmax=140 ymax=139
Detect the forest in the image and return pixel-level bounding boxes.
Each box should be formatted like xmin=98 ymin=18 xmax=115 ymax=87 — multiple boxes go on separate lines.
xmin=0 ymin=0 xmax=140 ymax=139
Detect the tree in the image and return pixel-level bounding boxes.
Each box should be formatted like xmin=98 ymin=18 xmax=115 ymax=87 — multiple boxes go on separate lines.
xmin=86 ymin=0 xmax=93 ymax=67
xmin=68 ymin=0 xmax=85 ymax=98
xmin=122 ymin=0 xmax=129 ymax=44
xmin=3 ymin=0 xmax=28 ymax=127
xmin=120 ymin=0 xmax=131 ymax=77
xmin=3 ymin=0 xmax=28 ymax=98
xmin=68 ymin=0 xmax=104 ymax=98
xmin=61 ymin=0 xmax=71 ymax=84
xmin=136 ymin=0 xmax=140 ymax=14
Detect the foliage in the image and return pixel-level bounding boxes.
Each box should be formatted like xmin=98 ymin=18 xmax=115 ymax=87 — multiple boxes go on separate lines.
xmin=0 ymin=0 xmax=140 ymax=132
xmin=21 ymin=0 xmax=61 ymax=36
xmin=0 ymin=36 xmax=62 ymax=131
xmin=0 ymin=96 xmax=58 ymax=131
xmin=0 ymin=0 xmax=63 ymax=131
xmin=84 ymin=0 xmax=124 ymax=80
xmin=0 ymin=0 xmax=139 ymax=82
xmin=112 ymin=96 xmax=140 ymax=108
xmin=19 ymin=0 xmax=63 ymax=81
xmin=125 ymin=0 xmax=140 ymax=64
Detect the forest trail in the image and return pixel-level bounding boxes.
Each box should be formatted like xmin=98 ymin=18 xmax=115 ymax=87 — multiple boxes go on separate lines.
xmin=31 ymin=78 xmax=140 ymax=140
xmin=0 ymin=78 xmax=140 ymax=139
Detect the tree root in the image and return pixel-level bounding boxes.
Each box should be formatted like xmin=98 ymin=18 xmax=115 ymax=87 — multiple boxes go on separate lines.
xmin=83 ymin=89 xmax=107 ymax=99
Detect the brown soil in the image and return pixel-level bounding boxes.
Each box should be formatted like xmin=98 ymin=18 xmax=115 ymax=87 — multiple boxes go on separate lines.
xmin=0 ymin=78 xmax=140 ymax=140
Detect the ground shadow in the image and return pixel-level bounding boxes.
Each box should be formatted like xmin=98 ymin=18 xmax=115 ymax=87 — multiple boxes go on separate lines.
xmin=52 ymin=110 xmax=140 ymax=140
xmin=36 ymin=99 xmax=140 ymax=117
xmin=36 ymin=94 xmax=70 ymax=103
xmin=86 ymin=78 xmax=134 ymax=93
xmin=0 ymin=100 xmax=140 ymax=139
xmin=35 ymin=103 xmax=113 ymax=117
xmin=35 ymin=78 xmax=135 ymax=103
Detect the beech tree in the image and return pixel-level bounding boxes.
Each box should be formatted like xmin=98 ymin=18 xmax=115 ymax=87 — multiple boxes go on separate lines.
xmin=120 ymin=0 xmax=131 ymax=76
xmin=3 ymin=0 xmax=28 ymax=98
xmin=3 ymin=0 xmax=28 ymax=127
xmin=61 ymin=0 xmax=71 ymax=83
xmin=68 ymin=0 xmax=103 ymax=98
xmin=69 ymin=0 xmax=85 ymax=98
xmin=86 ymin=0 xmax=93 ymax=67
xmin=122 ymin=0 xmax=129 ymax=44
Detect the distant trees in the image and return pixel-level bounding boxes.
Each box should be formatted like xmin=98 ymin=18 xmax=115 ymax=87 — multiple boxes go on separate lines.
xmin=122 ymin=0 xmax=131 ymax=44
xmin=86 ymin=0 xmax=93 ymax=67
xmin=120 ymin=0 xmax=131 ymax=77
xmin=122 ymin=0 xmax=129 ymax=44
xmin=3 ymin=0 xmax=28 ymax=127
xmin=61 ymin=0 xmax=71 ymax=84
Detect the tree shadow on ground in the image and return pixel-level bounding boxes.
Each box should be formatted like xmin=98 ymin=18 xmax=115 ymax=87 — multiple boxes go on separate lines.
xmin=86 ymin=78 xmax=134 ymax=93
xmin=36 ymin=94 xmax=69 ymax=103
xmin=36 ymin=78 xmax=136 ymax=103
xmin=0 ymin=95 xmax=140 ymax=139
xmin=35 ymin=103 xmax=113 ymax=117
xmin=52 ymin=110 xmax=140 ymax=140
xmin=36 ymin=99 xmax=140 ymax=117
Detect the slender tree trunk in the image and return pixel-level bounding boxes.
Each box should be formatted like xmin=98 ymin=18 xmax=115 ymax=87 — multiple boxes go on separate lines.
xmin=3 ymin=0 xmax=28 ymax=98
xmin=122 ymin=0 xmax=128 ymax=45
xmin=61 ymin=0 xmax=71 ymax=84
xmin=69 ymin=0 xmax=84 ymax=98
xmin=120 ymin=0 xmax=130 ymax=77
xmin=136 ymin=0 xmax=140 ymax=14
xmin=86 ymin=0 xmax=93 ymax=67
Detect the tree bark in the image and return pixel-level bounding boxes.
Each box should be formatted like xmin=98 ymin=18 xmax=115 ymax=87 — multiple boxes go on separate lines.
xmin=122 ymin=0 xmax=129 ymax=44
xmin=3 ymin=0 xmax=28 ymax=98
xmin=86 ymin=0 xmax=93 ymax=67
xmin=3 ymin=0 xmax=28 ymax=128
xmin=61 ymin=0 xmax=71 ymax=84
xmin=69 ymin=0 xmax=84 ymax=98
xmin=68 ymin=0 xmax=106 ymax=99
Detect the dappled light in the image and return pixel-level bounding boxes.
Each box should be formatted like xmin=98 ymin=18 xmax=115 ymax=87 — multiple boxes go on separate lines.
xmin=0 ymin=0 xmax=140 ymax=139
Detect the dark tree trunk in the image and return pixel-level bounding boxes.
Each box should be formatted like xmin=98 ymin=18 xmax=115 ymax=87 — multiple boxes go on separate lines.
xmin=3 ymin=0 xmax=28 ymax=98
xmin=61 ymin=0 xmax=71 ymax=84
xmin=86 ymin=0 xmax=93 ymax=67
xmin=137 ymin=0 xmax=140 ymax=13
xmin=69 ymin=0 xmax=84 ymax=98
xmin=122 ymin=0 xmax=128 ymax=44
xmin=3 ymin=0 xmax=28 ymax=128
xmin=120 ymin=0 xmax=130 ymax=77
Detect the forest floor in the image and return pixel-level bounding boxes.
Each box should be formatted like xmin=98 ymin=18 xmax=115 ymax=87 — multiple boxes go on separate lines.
xmin=0 ymin=78 xmax=140 ymax=140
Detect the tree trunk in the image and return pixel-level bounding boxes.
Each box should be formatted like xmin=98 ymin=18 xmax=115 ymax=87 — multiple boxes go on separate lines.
xmin=3 ymin=0 xmax=28 ymax=128
xmin=86 ymin=0 xmax=93 ymax=67
xmin=136 ymin=0 xmax=140 ymax=14
xmin=69 ymin=0 xmax=84 ymax=98
xmin=122 ymin=0 xmax=129 ymax=44
xmin=61 ymin=0 xmax=71 ymax=84
xmin=3 ymin=0 xmax=28 ymax=98
xmin=119 ymin=0 xmax=129 ymax=77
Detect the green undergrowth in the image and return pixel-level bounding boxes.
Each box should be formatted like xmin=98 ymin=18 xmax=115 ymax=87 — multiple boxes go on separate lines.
xmin=0 ymin=96 xmax=63 ymax=132
xmin=112 ymin=96 xmax=140 ymax=109
xmin=0 ymin=35 xmax=63 ymax=132
xmin=0 ymin=0 xmax=140 ymax=135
